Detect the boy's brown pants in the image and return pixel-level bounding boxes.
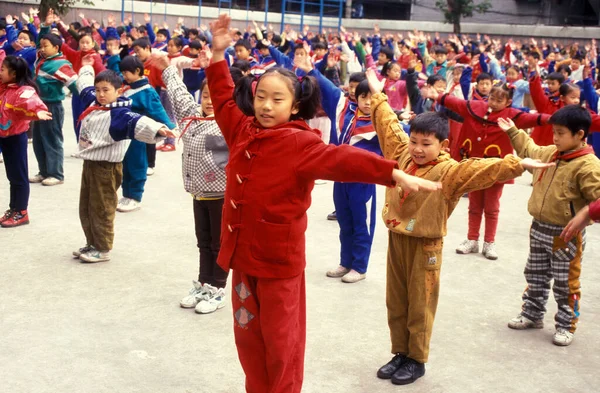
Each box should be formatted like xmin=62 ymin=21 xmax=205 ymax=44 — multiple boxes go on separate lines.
xmin=79 ymin=161 xmax=123 ymax=252
xmin=386 ymin=231 xmax=443 ymax=363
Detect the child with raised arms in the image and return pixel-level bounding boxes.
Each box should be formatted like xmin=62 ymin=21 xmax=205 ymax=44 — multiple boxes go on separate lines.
xmin=175 ymin=14 xmax=443 ymax=393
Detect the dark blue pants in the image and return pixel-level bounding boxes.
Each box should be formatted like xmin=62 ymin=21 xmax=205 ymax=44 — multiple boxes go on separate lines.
xmin=588 ymin=133 xmax=600 ymax=159
xmin=0 ymin=133 xmax=29 ymax=211
xmin=122 ymin=139 xmax=148 ymax=202
xmin=333 ymin=182 xmax=376 ymax=274
xmin=71 ymin=92 xmax=83 ymax=142
xmin=32 ymin=102 xmax=65 ymax=180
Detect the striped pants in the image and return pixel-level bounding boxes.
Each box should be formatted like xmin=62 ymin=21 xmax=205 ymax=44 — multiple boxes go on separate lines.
xmin=521 ymin=219 xmax=586 ymax=332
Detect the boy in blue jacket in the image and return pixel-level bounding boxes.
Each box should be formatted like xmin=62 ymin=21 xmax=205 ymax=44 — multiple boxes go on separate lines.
xmin=296 ymin=55 xmax=381 ymax=283
xmin=114 ymin=55 xmax=176 ymax=212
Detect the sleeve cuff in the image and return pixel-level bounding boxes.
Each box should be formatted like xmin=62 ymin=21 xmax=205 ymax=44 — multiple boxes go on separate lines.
xmin=134 ymin=116 xmax=166 ymax=144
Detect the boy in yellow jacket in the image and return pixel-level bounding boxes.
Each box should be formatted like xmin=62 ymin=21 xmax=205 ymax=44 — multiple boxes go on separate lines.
xmin=365 ymin=69 xmax=553 ymax=385
xmin=498 ymin=105 xmax=600 ymax=347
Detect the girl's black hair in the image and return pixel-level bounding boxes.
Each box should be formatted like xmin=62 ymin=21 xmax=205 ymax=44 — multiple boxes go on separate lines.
xmin=78 ymin=26 xmax=93 ymax=36
xmin=230 ymin=67 xmax=244 ymax=84
xmin=119 ymin=56 xmax=144 ymax=77
xmin=169 ymin=36 xmax=184 ymax=49
xmin=231 ymin=59 xmax=251 ymax=72
xmin=200 ymin=78 xmax=209 ymax=94
xmin=506 ymin=65 xmax=522 ymax=77
xmin=355 ymin=79 xmax=370 ymax=98
xmin=380 ymin=61 xmax=399 ymax=78
xmin=40 ymin=33 xmax=62 ymax=48
xmin=379 ymin=46 xmax=395 ymax=61
xmin=559 ymin=83 xmax=580 ymax=97
xmin=557 ymin=64 xmax=572 ymax=76
xmin=233 ymin=67 xmax=321 ymax=121
xmin=349 ymin=72 xmax=366 ymax=84
xmin=490 ymin=83 xmax=515 ymax=101
xmin=2 ymin=56 xmax=38 ymax=92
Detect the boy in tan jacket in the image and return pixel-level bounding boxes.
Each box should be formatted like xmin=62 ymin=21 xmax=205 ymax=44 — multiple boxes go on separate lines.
xmin=365 ymin=70 xmax=552 ymax=385
xmin=498 ymin=105 xmax=600 ymax=347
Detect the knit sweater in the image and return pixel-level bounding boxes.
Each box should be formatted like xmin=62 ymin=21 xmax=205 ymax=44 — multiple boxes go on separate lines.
xmin=74 ymin=65 xmax=166 ymax=162
xmin=371 ymin=93 xmax=525 ymax=238
xmin=506 ymin=126 xmax=600 ymax=226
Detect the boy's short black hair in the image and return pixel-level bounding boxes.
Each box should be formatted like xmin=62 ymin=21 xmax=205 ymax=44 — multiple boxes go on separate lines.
xmin=433 ymin=46 xmax=448 ymax=55
xmin=94 ymin=70 xmax=123 ymax=90
xmin=40 ymin=33 xmax=62 ymax=48
xmin=313 ymin=42 xmax=326 ymax=51
xmin=528 ymin=51 xmax=541 ymax=60
xmin=427 ymin=74 xmax=446 ymax=87
xmin=78 ymin=26 xmax=93 ymax=36
xmin=119 ymin=55 xmax=144 ymax=77
xmin=572 ymin=53 xmax=584 ymax=62
xmin=476 ymin=72 xmax=493 ymax=83
xmin=136 ymin=25 xmax=147 ymax=34
xmin=132 ymin=37 xmax=151 ymax=50
xmin=189 ymin=40 xmax=202 ymax=50
xmin=71 ymin=21 xmax=82 ymax=31
xmin=234 ymin=39 xmax=252 ymax=51
xmin=546 ymin=71 xmax=565 ymax=84
xmin=548 ymin=105 xmax=592 ymax=138
xmin=379 ymin=46 xmax=395 ymax=61
xmin=18 ymin=30 xmax=35 ymax=42
xmin=557 ymin=64 xmax=572 ymax=76
xmin=271 ymin=34 xmax=282 ymax=46
xmin=157 ymin=28 xmax=169 ymax=37
xmin=355 ymin=79 xmax=371 ymax=98
xmin=256 ymin=40 xmax=269 ymax=50
xmin=188 ymin=28 xmax=199 ymax=37
xmin=409 ymin=112 xmax=449 ymax=141
xmin=231 ymin=59 xmax=251 ymax=72
xmin=349 ymin=72 xmax=366 ymax=84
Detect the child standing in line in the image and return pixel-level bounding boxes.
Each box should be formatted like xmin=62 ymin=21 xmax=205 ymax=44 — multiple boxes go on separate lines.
xmin=116 ymin=56 xmax=176 ymax=212
xmin=366 ymin=69 xmax=554 ymax=385
xmin=425 ymin=84 xmax=550 ymax=260
xmin=499 ymin=106 xmax=600 ymax=347
xmin=30 ymin=10 xmax=78 ymax=187
xmin=71 ymin=57 xmax=176 ymax=263
xmin=171 ymin=14 xmax=443 ymax=393
xmin=0 ymin=56 xmax=51 ymax=228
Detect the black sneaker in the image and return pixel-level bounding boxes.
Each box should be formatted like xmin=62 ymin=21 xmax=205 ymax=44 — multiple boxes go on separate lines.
xmin=391 ymin=358 xmax=425 ymax=385
xmin=327 ymin=211 xmax=337 ymax=221
xmin=377 ymin=353 xmax=406 ymax=379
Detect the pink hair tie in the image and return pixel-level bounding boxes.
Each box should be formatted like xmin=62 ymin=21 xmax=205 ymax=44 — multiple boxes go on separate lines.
xmin=251 ymin=80 xmax=258 ymax=96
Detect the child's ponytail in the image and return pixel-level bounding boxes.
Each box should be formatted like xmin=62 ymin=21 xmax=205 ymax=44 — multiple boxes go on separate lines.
xmin=295 ymin=75 xmax=321 ymax=120
xmin=233 ymin=73 xmax=257 ymax=117
xmin=2 ymin=56 xmax=38 ymax=93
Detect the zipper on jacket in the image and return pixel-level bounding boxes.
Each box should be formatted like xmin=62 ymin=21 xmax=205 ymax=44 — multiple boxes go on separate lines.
xmin=539 ymin=160 xmax=561 ymax=222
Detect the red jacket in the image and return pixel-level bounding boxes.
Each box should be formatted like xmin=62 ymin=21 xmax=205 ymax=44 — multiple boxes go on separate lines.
xmin=529 ymin=73 xmax=562 ymax=146
xmin=60 ymin=43 xmax=105 ymax=75
xmin=439 ymin=94 xmax=549 ymax=161
xmin=144 ymin=58 xmax=166 ymax=89
xmin=0 ymin=83 xmax=47 ymax=137
xmin=205 ymin=60 xmax=398 ymax=278
xmin=590 ymin=200 xmax=600 ymax=222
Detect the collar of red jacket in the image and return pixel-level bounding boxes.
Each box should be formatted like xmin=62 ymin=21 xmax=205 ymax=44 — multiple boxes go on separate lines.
xmin=250 ymin=118 xmax=319 ymax=138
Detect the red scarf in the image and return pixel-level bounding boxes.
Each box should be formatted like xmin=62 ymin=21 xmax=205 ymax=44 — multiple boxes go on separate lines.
xmin=535 ymin=145 xmax=595 ymax=185
xmin=178 ymin=115 xmax=214 ymax=141
xmin=77 ymin=105 xmax=110 ymax=127
xmin=397 ymin=160 xmax=440 ymax=208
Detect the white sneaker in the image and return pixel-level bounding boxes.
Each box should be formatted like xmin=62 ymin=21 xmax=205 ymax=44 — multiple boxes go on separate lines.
xmin=326 ymin=265 xmax=350 ymax=278
xmin=73 ymin=244 xmax=95 ymax=258
xmin=341 ymin=269 xmax=366 ymax=283
xmin=29 ymin=174 xmax=45 ymax=183
xmin=117 ymin=198 xmax=141 ymax=213
xmin=456 ymin=239 xmax=479 ymax=254
xmin=553 ymin=328 xmax=574 ymax=346
xmin=180 ymin=281 xmax=206 ymax=308
xmin=507 ymin=314 xmax=544 ymax=330
xmin=80 ymin=250 xmax=111 ymax=263
xmin=195 ymin=284 xmax=226 ymax=314
xmin=42 ymin=177 xmax=64 ymax=186
xmin=482 ymin=242 xmax=498 ymax=260
xmin=147 ymin=167 xmax=155 ymax=176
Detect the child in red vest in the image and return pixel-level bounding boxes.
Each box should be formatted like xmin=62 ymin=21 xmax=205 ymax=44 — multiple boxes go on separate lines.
xmin=168 ymin=14 xmax=443 ymax=393
xmin=423 ymin=83 xmax=550 ymax=260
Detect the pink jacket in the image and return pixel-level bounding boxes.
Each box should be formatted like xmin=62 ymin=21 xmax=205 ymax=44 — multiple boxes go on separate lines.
xmin=0 ymin=83 xmax=47 ymax=138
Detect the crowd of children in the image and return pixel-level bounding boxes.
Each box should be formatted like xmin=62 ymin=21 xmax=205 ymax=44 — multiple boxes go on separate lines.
xmin=1 ymin=8 xmax=600 ymax=391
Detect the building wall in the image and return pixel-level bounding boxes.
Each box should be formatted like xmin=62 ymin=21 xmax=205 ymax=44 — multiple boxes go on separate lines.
xmin=410 ymin=0 xmax=571 ymax=26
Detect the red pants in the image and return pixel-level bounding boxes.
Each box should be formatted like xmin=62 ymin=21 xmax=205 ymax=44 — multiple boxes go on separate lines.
xmin=467 ymin=183 xmax=504 ymax=243
xmin=232 ymin=270 xmax=306 ymax=393
xmin=448 ymin=119 xmax=463 ymax=161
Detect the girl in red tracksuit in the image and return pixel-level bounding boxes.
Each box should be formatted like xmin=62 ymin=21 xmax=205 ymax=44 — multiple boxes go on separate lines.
xmin=190 ymin=15 xmax=442 ymax=393
xmin=425 ymin=83 xmax=550 ymax=260
xmin=529 ymin=69 xmax=581 ymax=146
xmin=0 ymin=56 xmax=51 ymax=228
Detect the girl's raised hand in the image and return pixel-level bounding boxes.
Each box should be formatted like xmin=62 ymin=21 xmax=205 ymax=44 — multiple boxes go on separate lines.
xmin=44 ymin=9 xmax=54 ymax=26
xmin=293 ymin=55 xmax=312 ymax=73
xmin=81 ymin=54 xmax=95 ymax=67
xmin=37 ymin=110 xmax=53 ymax=121
xmin=520 ymin=158 xmax=555 ymax=171
xmin=210 ymin=14 xmax=232 ymax=54
xmin=497 ymin=117 xmax=515 ymax=131
xmin=148 ymin=53 xmax=170 ymax=71
xmin=366 ymin=68 xmax=384 ymax=94
xmin=392 ymin=169 xmax=442 ymax=193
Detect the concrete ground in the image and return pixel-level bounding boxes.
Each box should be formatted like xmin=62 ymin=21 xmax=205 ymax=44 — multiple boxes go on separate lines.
xmin=1 ymin=98 xmax=599 ymax=393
